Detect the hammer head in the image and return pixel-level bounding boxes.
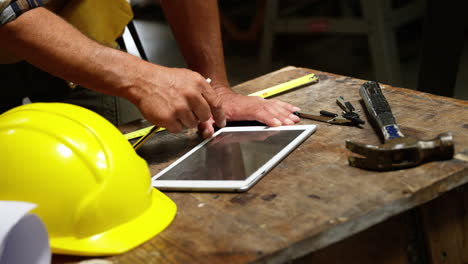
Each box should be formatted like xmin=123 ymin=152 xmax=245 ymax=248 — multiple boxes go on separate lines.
xmin=346 ymin=132 xmax=454 ymax=171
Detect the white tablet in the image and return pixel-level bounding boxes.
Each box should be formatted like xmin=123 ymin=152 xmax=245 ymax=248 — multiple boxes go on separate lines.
xmin=152 ymin=125 xmax=316 ymax=192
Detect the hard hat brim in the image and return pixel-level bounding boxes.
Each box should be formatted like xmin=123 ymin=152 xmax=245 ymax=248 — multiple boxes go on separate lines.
xmin=50 ymin=188 xmax=177 ymax=256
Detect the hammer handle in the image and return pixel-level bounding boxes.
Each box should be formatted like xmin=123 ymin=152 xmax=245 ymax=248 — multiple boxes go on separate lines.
xmin=359 ymin=81 xmax=404 ymax=141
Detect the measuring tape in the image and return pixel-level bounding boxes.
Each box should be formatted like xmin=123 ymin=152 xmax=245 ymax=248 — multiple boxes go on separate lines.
xmin=125 ymin=126 xmax=165 ymax=141
xmin=248 ymin=73 xmax=318 ymax=97
xmin=124 ymin=73 xmax=319 ymax=140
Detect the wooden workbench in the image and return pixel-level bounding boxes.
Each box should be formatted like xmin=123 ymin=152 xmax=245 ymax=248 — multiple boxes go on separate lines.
xmin=55 ymin=66 xmax=468 ymax=264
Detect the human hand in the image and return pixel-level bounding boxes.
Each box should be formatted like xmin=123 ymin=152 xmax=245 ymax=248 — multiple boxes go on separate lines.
xmin=198 ymin=89 xmax=300 ymax=138
xmin=127 ymin=64 xmax=226 ymax=133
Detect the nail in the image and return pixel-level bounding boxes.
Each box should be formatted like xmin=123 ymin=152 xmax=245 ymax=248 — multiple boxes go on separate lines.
xmin=289 ymin=114 xmax=300 ymax=121
xmin=273 ymin=118 xmax=281 ymax=126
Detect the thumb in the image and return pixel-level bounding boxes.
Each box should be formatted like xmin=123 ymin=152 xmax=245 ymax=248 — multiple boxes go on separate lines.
xmin=198 ymin=118 xmax=216 ymax=139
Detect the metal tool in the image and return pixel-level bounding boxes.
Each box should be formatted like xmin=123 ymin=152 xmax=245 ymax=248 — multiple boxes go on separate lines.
xmin=294 ymin=111 xmax=355 ymax=125
xmin=294 ymin=96 xmax=364 ymax=126
xmin=336 ymin=96 xmax=365 ymax=125
xmin=124 ymin=73 xmax=319 ymax=140
xmin=346 ymin=81 xmax=454 ymax=171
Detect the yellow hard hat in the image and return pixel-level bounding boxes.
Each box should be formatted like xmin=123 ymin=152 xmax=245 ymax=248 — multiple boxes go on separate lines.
xmin=0 ymin=103 xmax=177 ymax=256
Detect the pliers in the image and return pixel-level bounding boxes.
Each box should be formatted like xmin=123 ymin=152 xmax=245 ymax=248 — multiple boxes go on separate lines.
xmin=294 ymin=96 xmax=365 ymax=126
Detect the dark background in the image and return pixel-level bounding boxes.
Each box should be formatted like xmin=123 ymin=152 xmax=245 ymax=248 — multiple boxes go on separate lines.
xmin=125 ymin=0 xmax=467 ymax=100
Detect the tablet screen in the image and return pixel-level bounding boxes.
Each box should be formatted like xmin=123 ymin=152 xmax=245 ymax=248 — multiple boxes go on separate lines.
xmin=156 ymin=130 xmax=303 ymax=181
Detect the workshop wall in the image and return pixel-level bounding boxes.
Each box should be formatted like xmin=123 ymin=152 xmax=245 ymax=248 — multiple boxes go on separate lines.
xmin=127 ymin=0 xmax=467 ymax=100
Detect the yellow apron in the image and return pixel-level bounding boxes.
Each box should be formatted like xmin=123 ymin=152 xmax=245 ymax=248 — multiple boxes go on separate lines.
xmin=0 ymin=0 xmax=133 ymax=63
xmin=60 ymin=0 xmax=133 ymax=48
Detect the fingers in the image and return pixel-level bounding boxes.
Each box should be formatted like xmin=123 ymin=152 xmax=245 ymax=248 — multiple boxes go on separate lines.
xmin=204 ymin=78 xmax=226 ymax=128
xmin=189 ymin=93 xmax=213 ymax=122
xmin=165 ymin=73 xmax=225 ymax=133
xmin=149 ymin=111 xmax=183 ymax=134
xmin=133 ymin=65 xmax=226 ymax=135
xmin=202 ymin=89 xmax=226 ymax=128
xmin=137 ymin=65 xmax=307 ymax=135
xmin=198 ymin=119 xmax=215 ymax=139
xmin=178 ymin=109 xmax=198 ymax=129
xmin=165 ymin=120 xmax=183 ymax=133
xmin=254 ymin=99 xmax=301 ymax=127
xmin=183 ymin=76 xmax=225 ymax=129
xmin=272 ymin=100 xmax=301 ymax=121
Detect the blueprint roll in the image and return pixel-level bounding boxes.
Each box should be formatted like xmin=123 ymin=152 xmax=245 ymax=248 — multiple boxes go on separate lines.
xmin=0 ymin=201 xmax=51 ymax=264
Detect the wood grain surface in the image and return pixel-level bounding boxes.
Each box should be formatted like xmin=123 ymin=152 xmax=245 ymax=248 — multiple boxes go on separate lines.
xmin=54 ymin=66 xmax=468 ymax=264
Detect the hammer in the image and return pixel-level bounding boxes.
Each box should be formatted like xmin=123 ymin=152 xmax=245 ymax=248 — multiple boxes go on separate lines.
xmin=346 ymin=81 xmax=454 ymax=171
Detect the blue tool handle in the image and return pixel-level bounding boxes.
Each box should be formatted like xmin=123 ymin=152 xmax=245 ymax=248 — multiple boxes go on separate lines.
xmin=359 ymin=81 xmax=404 ymax=141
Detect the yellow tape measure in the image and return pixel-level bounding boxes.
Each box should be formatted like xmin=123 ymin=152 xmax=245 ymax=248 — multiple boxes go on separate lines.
xmin=248 ymin=73 xmax=318 ymax=97
xmin=124 ymin=73 xmax=319 ymax=140
xmin=125 ymin=126 xmax=165 ymax=142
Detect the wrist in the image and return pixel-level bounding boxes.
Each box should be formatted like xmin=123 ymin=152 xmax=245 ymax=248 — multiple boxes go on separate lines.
xmin=209 ymin=78 xmax=232 ymax=95
xmin=117 ymin=55 xmax=156 ymax=106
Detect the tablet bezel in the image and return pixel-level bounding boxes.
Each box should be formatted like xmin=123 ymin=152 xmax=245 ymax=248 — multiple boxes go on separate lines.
xmin=151 ymin=125 xmax=317 ymax=192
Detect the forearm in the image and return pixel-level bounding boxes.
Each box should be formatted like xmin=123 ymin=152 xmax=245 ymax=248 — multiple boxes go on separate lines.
xmin=0 ymin=7 xmax=141 ymax=102
xmin=159 ymin=1 xmax=300 ymax=134
xmin=160 ymin=0 xmax=230 ymax=91
xmin=0 ymin=7 xmax=227 ymax=134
